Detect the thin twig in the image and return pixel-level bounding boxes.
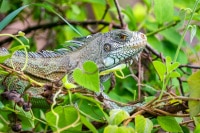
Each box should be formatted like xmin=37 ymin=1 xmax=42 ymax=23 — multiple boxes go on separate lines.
xmin=139 ymin=106 xmax=159 ymax=116
xmin=154 ymin=120 xmax=194 ymax=128
xmin=128 ymin=67 xmax=138 ymax=81
xmin=146 ymin=20 xmax=180 ymax=36
xmin=153 ymin=108 xmax=190 ymax=117
xmin=101 ymin=0 xmax=110 ymax=20
xmin=123 ymin=96 xmax=160 ymax=126
xmin=179 ymin=64 xmax=200 ymax=69
xmin=146 ymin=43 xmax=164 ymax=59
xmin=113 ymin=0 xmax=125 ymax=29
xmin=123 ymin=110 xmax=145 ymax=126
xmin=154 ymin=96 xmax=200 ymax=105
xmin=102 ymin=97 xmax=140 ymax=107
xmin=138 ymin=56 xmax=141 ymax=100
xmin=177 ymin=77 xmax=184 ymax=96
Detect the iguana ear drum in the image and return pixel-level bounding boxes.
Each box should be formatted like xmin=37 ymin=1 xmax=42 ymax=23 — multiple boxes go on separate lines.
xmin=104 ymin=43 xmax=111 ymax=52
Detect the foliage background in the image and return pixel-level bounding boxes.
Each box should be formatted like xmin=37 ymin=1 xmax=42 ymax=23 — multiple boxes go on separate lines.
xmin=0 ymin=0 xmax=200 ymax=132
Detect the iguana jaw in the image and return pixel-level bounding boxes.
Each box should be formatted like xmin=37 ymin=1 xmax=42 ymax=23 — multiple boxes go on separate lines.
xmin=102 ymin=31 xmax=147 ymax=69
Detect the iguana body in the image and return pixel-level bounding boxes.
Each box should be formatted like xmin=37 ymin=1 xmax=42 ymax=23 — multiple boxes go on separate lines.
xmin=0 ymin=30 xmax=147 ymax=112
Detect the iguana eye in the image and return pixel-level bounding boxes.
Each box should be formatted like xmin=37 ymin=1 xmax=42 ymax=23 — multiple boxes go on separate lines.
xmin=119 ymin=34 xmax=127 ymax=40
xmin=120 ymin=35 xmax=126 ymax=40
xmin=104 ymin=43 xmax=111 ymax=52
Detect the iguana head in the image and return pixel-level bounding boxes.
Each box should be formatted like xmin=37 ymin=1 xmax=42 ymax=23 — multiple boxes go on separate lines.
xmin=68 ymin=29 xmax=147 ymax=71
xmin=99 ymin=29 xmax=147 ymax=70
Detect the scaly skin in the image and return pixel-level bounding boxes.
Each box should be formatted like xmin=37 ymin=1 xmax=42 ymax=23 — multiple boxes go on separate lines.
xmin=0 ymin=29 xmax=147 ymax=112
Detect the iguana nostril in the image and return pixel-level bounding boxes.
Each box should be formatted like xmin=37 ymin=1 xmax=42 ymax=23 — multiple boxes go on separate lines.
xmin=140 ymin=33 xmax=147 ymax=40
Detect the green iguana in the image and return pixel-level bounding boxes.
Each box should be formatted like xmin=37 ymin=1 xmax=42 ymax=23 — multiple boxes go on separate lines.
xmin=0 ymin=29 xmax=147 ymax=113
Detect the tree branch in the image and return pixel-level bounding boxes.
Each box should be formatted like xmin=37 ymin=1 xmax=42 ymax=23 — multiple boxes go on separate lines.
xmin=179 ymin=64 xmax=200 ymax=69
xmin=0 ymin=20 xmax=121 ymax=46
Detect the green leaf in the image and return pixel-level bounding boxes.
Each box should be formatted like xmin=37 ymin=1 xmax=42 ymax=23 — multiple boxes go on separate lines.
xmin=0 ymin=111 xmax=10 ymax=132
xmin=0 ymin=54 xmax=11 ymax=63
xmin=75 ymin=93 xmax=101 ymax=105
xmin=100 ymin=64 xmax=126 ymax=76
xmin=165 ymin=56 xmax=180 ymax=76
xmin=118 ymin=126 xmax=135 ymax=133
xmin=188 ymin=70 xmax=200 ymax=117
xmin=0 ymin=0 xmax=4 ymax=10
xmin=10 ymin=44 xmax=29 ymax=51
xmin=0 ymin=0 xmax=10 ymax=13
xmin=194 ymin=124 xmax=200 ymax=133
xmin=0 ymin=70 xmax=8 ymax=75
xmin=73 ymin=61 xmax=100 ymax=92
xmin=108 ymin=109 xmax=130 ymax=125
xmin=160 ymin=28 xmax=187 ymax=47
xmin=189 ymin=25 xmax=197 ymax=43
xmin=144 ymin=96 xmax=156 ymax=103
xmin=104 ymin=125 xmax=118 ymax=133
xmin=18 ymin=31 xmax=25 ymax=36
xmin=0 ymin=5 xmax=29 ymax=31
xmin=165 ymin=56 xmax=172 ymax=70
xmin=157 ymin=116 xmax=182 ymax=132
xmin=81 ymin=0 xmax=106 ymax=5
xmin=71 ymin=4 xmax=81 ymax=15
xmin=194 ymin=117 xmax=200 ymax=126
xmin=77 ymin=99 xmax=106 ymax=122
xmin=181 ymin=126 xmax=190 ymax=133
xmin=153 ymin=61 xmax=166 ymax=81
xmin=62 ymin=75 xmax=77 ymax=89
xmin=154 ymin=0 xmax=174 ymax=24
xmin=80 ymin=115 xmax=98 ymax=133
xmin=168 ymin=62 xmax=180 ymax=73
xmin=133 ymin=3 xmax=147 ymax=22
xmin=0 ymin=101 xmax=4 ymax=109
xmin=147 ymin=36 xmax=164 ymax=53
xmin=46 ymin=106 xmax=81 ymax=132
xmin=122 ymin=6 xmax=136 ymax=30
xmin=118 ymin=127 xmax=135 ymax=133
xmin=169 ymin=71 xmax=180 ymax=78
xmin=104 ymin=125 xmax=135 ymax=133
xmin=32 ymin=3 xmax=82 ymax=36
xmin=135 ymin=115 xmax=153 ymax=133
xmin=16 ymin=106 xmax=35 ymax=129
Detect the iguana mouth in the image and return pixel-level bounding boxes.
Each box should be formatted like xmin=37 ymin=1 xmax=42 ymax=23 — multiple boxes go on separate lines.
xmin=123 ymin=49 xmax=143 ymax=67
xmin=103 ymin=41 xmax=146 ymax=69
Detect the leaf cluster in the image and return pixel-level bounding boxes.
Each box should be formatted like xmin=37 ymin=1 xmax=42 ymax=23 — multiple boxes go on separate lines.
xmin=0 ymin=0 xmax=200 ymax=133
